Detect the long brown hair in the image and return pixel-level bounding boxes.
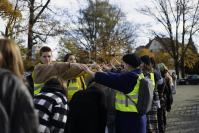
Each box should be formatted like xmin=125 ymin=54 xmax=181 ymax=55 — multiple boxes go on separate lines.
xmin=0 ymin=39 xmax=24 ymax=79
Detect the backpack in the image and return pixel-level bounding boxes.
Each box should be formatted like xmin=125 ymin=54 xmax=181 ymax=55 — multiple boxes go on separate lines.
xmin=65 ymin=87 xmax=107 ymax=133
xmin=126 ymin=73 xmax=154 ymax=115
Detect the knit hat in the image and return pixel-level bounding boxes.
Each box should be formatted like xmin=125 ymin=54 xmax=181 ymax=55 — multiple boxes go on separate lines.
xmin=122 ymin=53 xmax=141 ymax=68
xmin=140 ymin=55 xmax=151 ymax=65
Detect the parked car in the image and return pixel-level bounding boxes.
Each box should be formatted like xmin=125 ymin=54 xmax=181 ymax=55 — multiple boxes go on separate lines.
xmin=177 ymin=78 xmax=186 ymax=85
xmin=177 ymin=75 xmax=199 ymax=85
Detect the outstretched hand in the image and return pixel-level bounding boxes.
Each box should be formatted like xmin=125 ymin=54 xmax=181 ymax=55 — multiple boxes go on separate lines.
xmin=81 ymin=64 xmax=96 ymax=78
xmin=89 ymin=63 xmax=103 ymax=72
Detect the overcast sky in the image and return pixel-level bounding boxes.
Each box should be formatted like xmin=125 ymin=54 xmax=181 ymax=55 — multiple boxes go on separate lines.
xmin=3 ymin=0 xmax=198 ymax=58
xmin=0 ymin=0 xmax=163 ymax=59
xmin=42 ymin=0 xmax=156 ymax=58
xmin=48 ymin=0 xmax=156 ymax=46
xmin=50 ymin=0 xmax=152 ymax=23
xmin=0 ymin=0 xmax=157 ymax=47
xmin=49 ymin=0 xmax=199 ymax=49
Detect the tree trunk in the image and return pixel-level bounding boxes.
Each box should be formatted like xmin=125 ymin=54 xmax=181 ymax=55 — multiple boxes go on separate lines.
xmin=94 ymin=46 xmax=97 ymax=61
xmin=181 ymin=0 xmax=186 ymax=79
xmin=174 ymin=58 xmax=180 ymax=79
xmin=27 ymin=24 xmax=33 ymax=59
xmin=27 ymin=0 xmax=35 ymax=59
xmin=181 ymin=57 xmax=185 ymax=78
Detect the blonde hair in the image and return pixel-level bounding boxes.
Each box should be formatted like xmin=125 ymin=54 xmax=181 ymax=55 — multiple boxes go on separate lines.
xmin=0 ymin=39 xmax=24 ymax=79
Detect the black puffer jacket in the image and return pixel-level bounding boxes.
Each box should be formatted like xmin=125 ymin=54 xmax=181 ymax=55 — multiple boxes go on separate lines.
xmin=0 ymin=69 xmax=39 ymax=133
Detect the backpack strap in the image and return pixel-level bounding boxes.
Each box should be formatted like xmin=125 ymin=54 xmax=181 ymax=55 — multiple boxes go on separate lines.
xmin=79 ymin=76 xmax=86 ymax=90
xmin=124 ymin=73 xmax=143 ymax=107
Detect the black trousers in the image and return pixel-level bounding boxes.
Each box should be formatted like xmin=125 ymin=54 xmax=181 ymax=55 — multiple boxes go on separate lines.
xmin=157 ymin=108 xmax=166 ymax=133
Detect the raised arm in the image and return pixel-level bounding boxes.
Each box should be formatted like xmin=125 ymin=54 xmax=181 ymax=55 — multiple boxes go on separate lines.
xmin=33 ymin=62 xmax=85 ymax=83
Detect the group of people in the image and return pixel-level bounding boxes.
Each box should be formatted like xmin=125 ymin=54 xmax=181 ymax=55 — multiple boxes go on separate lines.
xmin=0 ymin=38 xmax=175 ymax=133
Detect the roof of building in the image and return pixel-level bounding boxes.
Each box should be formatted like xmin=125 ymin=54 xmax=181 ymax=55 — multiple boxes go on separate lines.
xmin=146 ymin=37 xmax=172 ymax=49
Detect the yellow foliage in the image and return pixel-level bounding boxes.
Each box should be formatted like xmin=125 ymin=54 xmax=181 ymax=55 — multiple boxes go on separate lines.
xmin=0 ymin=0 xmax=22 ymax=18
xmin=154 ymin=52 xmax=173 ymax=69
xmin=184 ymin=49 xmax=199 ymax=69
xmin=136 ymin=48 xmax=155 ymax=57
xmin=136 ymin=48 xmax=173 ymax=69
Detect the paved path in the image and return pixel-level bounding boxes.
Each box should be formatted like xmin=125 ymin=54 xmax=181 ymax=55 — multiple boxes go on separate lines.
xmin=166 ymin=85 xmax=199 ymax=133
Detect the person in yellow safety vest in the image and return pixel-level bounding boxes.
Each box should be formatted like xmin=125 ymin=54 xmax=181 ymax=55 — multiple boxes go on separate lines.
xmin=83 ymin=53 xmax=147 ymax=133
xmin=33 ymin=46 xmax=53 ymax=95
xmin=140 ymin=55 xmax=160 ymax=133
xmin=63 ymin=54 xmax=86 ymax=101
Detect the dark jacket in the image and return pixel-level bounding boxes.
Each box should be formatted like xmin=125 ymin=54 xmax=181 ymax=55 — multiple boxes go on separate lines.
xmin=95 ymin=69 xmax=140 ymax=94
xmin=94 ymin=69 xmax=147 ymax=133
xmin=0 ymin=69 xmax=39 ymax=133
xmin=65 ymin=86 xmax=107 ymax=133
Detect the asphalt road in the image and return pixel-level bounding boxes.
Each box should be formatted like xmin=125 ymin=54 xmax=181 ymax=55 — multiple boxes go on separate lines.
xmin=166 ymin=85 xmax=199 ymax=133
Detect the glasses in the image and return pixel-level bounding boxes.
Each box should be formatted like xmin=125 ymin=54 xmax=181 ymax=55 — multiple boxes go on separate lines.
xmin=42 ymin=56 xmax=51 ymax=58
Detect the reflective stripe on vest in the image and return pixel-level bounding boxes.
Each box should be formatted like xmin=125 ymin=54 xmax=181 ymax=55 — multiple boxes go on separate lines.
xmin=66 ymin=76 xmax=86 ymax=101
xmin=115 ymin=72 xmax=156 ymax=112
xmin=32 ymin=67 xmax=44 ymax=95
xmin=34 ymin=83 xmax=44 ymax=95
xmin=115 ymin=74 xmax=145 ymax=112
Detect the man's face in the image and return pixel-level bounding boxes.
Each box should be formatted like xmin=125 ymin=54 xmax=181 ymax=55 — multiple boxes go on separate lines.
xmin=40 ymin=52 xmax=52 ymax=64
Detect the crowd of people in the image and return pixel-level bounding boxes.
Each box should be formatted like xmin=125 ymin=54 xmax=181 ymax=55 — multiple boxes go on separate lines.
xmin=0 ymin=38 xmax=176 ymax=133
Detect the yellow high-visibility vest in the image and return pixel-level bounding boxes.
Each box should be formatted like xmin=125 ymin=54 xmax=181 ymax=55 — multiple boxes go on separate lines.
xmin=32 ymin=69 xmax=44 ymax=95
xmin=66 ymin=76 xmax=86 ymax=101
xmin=34 ymin=83 xmax=44 ymax=95
xmin=115 ymin=73 xmax=155 ymax=112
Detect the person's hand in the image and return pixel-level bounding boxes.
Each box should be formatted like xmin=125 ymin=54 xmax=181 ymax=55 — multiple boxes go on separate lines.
xmin=90 ymin=63 xmax=103 ymax=72
xmin=95 ymin=64 xmax=103 ymax=72
xmin=100 ymin=64 xmax=111 ymax=71
xmin=81 ymin=64 xmax=96 ymax=78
